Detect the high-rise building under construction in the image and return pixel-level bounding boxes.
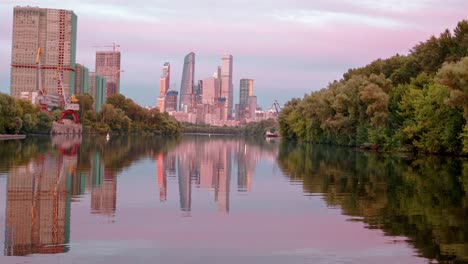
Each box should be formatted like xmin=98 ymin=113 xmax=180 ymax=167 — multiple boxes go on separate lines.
xmin=10 ymin=7 xmax=77 ymax=99
xmin=95 ymin=50 xmax=121 ymax=97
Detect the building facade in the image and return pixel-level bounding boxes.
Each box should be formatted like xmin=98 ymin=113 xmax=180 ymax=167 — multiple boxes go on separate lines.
xmin=95 ymin=51 xmax=121 ymax=97
xmin=75 ymin=63 xmax=89 ymax=94
xmin=201 ymin=77 xmax=220 ymax=105
xmin=10 ymin=7 xmax=77 ymax=99
xmin=157 ymin=62 xmax=170 ymax=112
xmin=239 ymin=79 xmax=254 ymax=120
xmin=165 ymin=90 xmax=179 ymax=112
xmin=89 ymin=72 xmax=107 ymax=112
xmin=248 ymin=96 xmax=257 ymax=121
xmin=179 ymin=52 xmax=195 ymax=112
xmin=220 ymin=55 xmax=233 ymax=120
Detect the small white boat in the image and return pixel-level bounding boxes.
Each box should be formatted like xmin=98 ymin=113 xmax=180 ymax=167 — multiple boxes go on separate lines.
xmin=106 ymin=133 xmax=110 ymax=141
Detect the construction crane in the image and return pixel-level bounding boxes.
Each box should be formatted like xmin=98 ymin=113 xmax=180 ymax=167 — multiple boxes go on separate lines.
xmin=269 ymin=100 xmax=282 ymax=115
xmin=31 ymin=47 xmax=60 ymax=112
xmin=54 ymin=67 xmax=80 ymax=124
xmin=91 ymin=42 xmax=120 ymax=51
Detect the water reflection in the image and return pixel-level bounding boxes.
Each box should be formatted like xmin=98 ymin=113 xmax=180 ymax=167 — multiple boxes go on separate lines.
xmin=278 ymin=142 xmax=468 ymax=263
xmin=5 ymin=135 xmax=78 ymax=256
xmin=3 ymin=135 xmax=465 ymax=262
xmin=1 ymin=135 xmax=277 ymax=256
xmin=156 ymin=137 xmax=277 ymax=215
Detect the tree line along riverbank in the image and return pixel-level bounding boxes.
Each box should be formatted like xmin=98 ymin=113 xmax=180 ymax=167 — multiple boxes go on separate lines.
xmin=0 ymin=93 xmax=181 ymax=136
xmin=0 ymin=92 xmax=276 ymax=137
xmin=279 ymin=20 xmax=468 ymax=155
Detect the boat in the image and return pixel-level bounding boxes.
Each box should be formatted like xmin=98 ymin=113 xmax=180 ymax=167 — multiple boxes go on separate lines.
xmin=106 ymin=133 xmax=110 ymax=141
xmin=265 ymin=131 xmax=279 ymax=138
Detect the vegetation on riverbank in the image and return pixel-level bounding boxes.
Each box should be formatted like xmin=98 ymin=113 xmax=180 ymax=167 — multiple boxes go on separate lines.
xmin=279 ymin=20 xmax=468 ymax=155
xmin=181 ymin=118 xmax=277 ymax=136
xmin=77 ymin=94 xmax=181 ymax=135
xmin=0 ymin=93 xmax=55 ymax=134
xmin=0 ymin=93 xmax=182 ymax=135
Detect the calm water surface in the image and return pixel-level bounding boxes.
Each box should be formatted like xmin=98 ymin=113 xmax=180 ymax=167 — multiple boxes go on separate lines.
xmin=0 ymin=135 xmax=466 ymax=263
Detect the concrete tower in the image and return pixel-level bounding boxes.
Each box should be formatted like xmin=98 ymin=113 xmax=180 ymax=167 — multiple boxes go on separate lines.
xmin=10 ymin=7 xmax=77 ymax=99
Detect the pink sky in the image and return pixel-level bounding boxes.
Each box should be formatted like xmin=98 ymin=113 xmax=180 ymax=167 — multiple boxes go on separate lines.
xmin=0 ymin=0 xmax=467 ymax=107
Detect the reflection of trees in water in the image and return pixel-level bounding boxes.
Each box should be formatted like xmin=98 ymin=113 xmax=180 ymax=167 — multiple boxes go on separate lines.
xmin=278 ymin=142 xmax=468 ymax=263
xmin=0 ymin=136 xmax=53 ymax=173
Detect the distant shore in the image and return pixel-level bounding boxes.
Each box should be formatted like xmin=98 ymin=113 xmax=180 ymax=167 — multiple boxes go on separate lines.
xmin=0 ymin=134 xmax=26 ymax=140
xmin=182 ymin=132 xmax=239 ymax=136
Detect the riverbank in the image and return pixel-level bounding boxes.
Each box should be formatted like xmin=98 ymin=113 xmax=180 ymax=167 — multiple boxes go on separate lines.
xmin=0 ymin=134 xmax=26 ymax=140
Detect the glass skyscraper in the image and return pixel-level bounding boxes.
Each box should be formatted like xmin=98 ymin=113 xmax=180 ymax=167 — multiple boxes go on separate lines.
xmin=220 ymin=55 xmax=233 ymax=120
xmin=179 ymin=52 xmax=195 ymax=112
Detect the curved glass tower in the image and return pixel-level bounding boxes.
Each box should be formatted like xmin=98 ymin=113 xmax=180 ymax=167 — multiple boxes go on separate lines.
xmin=179 ymin=52 xmax=195 ymax=112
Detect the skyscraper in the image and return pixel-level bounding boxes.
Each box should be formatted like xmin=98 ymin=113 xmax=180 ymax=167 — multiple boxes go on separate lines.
xmin=95 ymin=50 xmax=121 ymax=97
xmin=157 ymin=62 xmax=170 ymax=112
xmin=220 ymin=55 xmax=233 ymax=120
xmin=239 ymin=79 xmax=254 ymax=120
xmin=165 ymin=90 xmax=179 ymax=112
xmin=179 ymin=52 xmax=195 ymax=112
xmin=202 ymin=77 xmax=220 ymax=105
xmin=10 ymin=7 xmax=77 ymax=99
xmin=239 ymin=79 xmax=254 ymax=106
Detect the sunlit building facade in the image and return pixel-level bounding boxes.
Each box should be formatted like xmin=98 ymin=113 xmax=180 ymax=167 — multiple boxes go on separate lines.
xmin=201 ymin=77 xmax=220 ymax=105
xmin=157 ymin=62 xmax=170 ymax=112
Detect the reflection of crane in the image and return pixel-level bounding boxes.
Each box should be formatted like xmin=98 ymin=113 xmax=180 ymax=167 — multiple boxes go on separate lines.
xmin=91 ymin=42 xmax=120 ymax=51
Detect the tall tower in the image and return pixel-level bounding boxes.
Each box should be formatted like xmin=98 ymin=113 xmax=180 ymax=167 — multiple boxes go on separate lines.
xmin=179 ymin=52 xmax=195 ymax=112
xmin=220 ymin=55 xmax=233 ymax=120
xmin=239 ymin=79 xmax=254 ymax=119
xmin=95 ymin=50 xmax=121 ymax=97
xmin=239 ymin=79 xmax=254 ymax=106
xmin=157 ymin=62 xmax=170 ymax=112
xmin=10 ymin=7 xmax=77 ymax=99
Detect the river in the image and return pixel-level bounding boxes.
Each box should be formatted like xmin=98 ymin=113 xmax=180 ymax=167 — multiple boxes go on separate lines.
xmin=0 ymin=135 xmax=466 ymax=263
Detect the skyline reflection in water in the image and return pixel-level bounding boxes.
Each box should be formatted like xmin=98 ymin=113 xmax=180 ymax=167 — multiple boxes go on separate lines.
xmin=0 ymin=135 xmax=278 ymax=258
xmin=0 ymin=136 xmax=465 ymax=263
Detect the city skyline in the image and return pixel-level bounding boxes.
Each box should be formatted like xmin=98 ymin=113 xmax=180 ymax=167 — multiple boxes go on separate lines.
xmin=1 ymin=1 xmax=467 ymax=108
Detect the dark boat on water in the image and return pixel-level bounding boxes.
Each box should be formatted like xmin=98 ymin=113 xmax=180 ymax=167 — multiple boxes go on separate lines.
xmin=265 ymin=131 xmax=279 ymax=138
